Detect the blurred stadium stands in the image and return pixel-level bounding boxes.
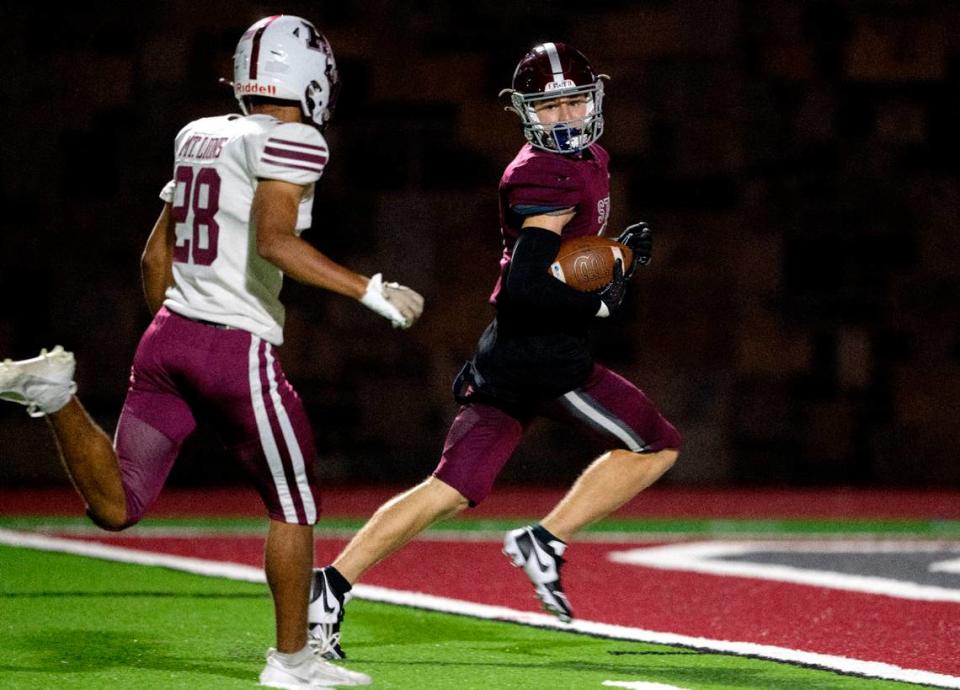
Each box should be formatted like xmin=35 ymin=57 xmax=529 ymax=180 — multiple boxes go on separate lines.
xmin=1 ymin=0 xmax=958 ymax=487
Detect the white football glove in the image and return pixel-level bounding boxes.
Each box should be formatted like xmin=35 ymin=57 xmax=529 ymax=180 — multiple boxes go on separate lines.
xmin=359 ymin=273 xmax=425 ymax=329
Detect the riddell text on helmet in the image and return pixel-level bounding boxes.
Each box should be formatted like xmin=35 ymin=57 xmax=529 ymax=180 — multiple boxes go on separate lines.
xmin=236 ymin=83 xmax=278 ymax=95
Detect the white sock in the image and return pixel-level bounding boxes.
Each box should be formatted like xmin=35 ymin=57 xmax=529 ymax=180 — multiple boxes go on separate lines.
xmin=275 ymin=644 xmax=313 ymax=666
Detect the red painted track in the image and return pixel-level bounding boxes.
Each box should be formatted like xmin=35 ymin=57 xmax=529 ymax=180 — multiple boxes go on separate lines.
xmin=62 ymin=534 xmax=960 ymax=679
xmin=4 ymin=485 xmax=960 ymax=519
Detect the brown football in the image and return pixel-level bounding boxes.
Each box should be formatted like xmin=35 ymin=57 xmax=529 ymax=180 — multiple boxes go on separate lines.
xmin=549 ymin=235 xmax=634 ymax=292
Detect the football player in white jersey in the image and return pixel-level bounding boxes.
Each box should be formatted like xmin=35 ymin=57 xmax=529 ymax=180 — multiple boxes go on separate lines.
xmin=0 ymin=15 xmax=421 ymax=688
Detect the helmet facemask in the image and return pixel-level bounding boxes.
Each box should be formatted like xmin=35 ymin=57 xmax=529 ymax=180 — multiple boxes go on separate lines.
xmin=502 ymin=42 xmax=608 ymax=154
xmin=507 ymin=80 xmax=605 ymax=154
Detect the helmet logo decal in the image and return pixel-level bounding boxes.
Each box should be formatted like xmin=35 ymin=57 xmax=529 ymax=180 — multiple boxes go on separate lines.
xmin=304 ymin=80 xmax=323 ymax=119
xmin=298 ymin=21 xmax=326 ymax=52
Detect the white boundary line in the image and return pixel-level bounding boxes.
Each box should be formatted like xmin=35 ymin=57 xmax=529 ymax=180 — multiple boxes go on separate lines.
xmin=0 ymin=528 xmax=265 ymax=583
xmin=2 ymin=528 xmax=959 ymax=689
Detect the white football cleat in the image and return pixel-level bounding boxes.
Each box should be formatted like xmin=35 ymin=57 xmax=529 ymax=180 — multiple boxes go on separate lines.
xmin=308 ymin=567 xmax=349 ymax=660
xmin=503 ymin=525 xmax=574 ymax=622
xmin=259 ymin=647 xmax=371 ymax=688
xmin=0 ymin=346 xmax=77 ymax=417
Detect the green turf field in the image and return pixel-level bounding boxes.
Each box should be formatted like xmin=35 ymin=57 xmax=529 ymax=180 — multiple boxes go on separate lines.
xmin=0 ymin=542 xmax=936 ymax=689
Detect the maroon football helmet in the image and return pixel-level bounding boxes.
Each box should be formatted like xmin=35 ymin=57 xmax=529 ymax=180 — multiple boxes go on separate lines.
xmin=502 ymin=42 xmax=607 ymax=154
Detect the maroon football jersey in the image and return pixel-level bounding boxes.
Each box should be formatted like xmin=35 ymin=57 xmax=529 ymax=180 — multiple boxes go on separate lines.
xmin=490 ymin=143 xmax=611 ymax=304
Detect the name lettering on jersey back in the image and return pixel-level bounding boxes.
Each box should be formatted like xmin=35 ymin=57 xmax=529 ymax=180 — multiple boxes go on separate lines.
xmin=178 ymin=135 xmax=228 ymax=161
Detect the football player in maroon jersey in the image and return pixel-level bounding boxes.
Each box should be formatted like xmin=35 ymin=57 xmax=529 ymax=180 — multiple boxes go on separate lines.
xmin=308 ymin=42 xmax=680 ymax=658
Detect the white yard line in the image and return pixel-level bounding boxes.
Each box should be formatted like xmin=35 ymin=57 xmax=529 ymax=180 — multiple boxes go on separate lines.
xmin=930 ymin=557 xmax=960 ymax=574
xmin=608 ymin=540 xmax=960 ymax=602
xmin=602 ymin=680 xmax=686 ymax=690
xmin=2 ymin=528 xmax=959 ymax=689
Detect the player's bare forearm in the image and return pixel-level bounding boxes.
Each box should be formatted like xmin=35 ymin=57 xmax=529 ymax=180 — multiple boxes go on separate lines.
xmin=259 ymin=233 xmax=367 ymax=299
xmin=141 ymin=204 xmax=176 ymax=315
xmin=253 ymin=179 xmax=367 ymax=299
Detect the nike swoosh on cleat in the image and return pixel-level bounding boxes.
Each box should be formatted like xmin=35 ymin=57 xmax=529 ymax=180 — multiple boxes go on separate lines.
xmin=531 ymin=545 xmax=551 ymax=573
xmin=321 ymin=582 xmax=338 ymax=615
xmin=526 ymin=534 xmax=554 ymax=575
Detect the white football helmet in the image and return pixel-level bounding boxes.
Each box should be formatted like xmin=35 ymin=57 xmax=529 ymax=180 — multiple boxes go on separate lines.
xmin=233 ymin=15 xmax=340 ymax=130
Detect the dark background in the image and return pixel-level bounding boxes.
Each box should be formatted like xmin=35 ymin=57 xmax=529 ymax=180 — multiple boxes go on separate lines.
xmin=1 ymin=0 xmax=958 ymax=489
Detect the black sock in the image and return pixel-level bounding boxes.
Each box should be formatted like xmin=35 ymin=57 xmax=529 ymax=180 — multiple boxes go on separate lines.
xmin=324 ymin=566 xmax=353 ymax=595
xmin=532 ymin=524 xmax=565 ymax=546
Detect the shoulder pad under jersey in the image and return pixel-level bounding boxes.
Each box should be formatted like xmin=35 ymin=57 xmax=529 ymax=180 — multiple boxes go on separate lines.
xmin=250 ymin=121 xmax=329 ymax=185
xmin=504 ymin=150 xmax=582 ymax=214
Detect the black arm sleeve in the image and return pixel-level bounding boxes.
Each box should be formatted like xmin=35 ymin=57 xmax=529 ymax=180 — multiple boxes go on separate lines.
xmin=501 ymin=227 xmax=602 ymax=321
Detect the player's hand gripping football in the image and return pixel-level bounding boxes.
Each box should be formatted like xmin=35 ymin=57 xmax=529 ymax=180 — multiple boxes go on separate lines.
xmin=616 ymin=222 xmax=653 ymax=279
xmin=360 ymin=273 xmax=425 ymax=329
xmin=596 ymin=258 xmax=627 ymax=317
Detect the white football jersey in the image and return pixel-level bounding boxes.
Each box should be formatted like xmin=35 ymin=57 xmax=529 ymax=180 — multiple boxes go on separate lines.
xmin=158 ymin=114 xmax=328 ymax=344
